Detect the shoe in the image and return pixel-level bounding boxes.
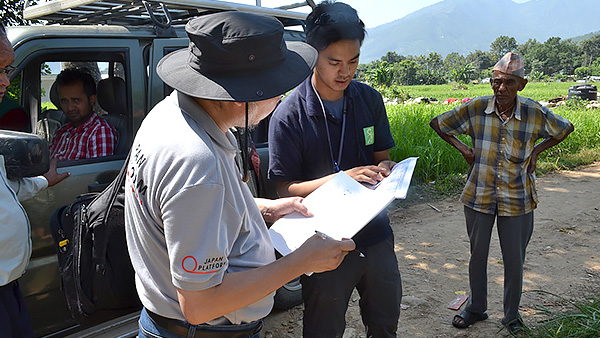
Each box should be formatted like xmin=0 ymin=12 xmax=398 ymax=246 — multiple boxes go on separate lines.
xmin=452 ymin=310 xmax=489 ymax=329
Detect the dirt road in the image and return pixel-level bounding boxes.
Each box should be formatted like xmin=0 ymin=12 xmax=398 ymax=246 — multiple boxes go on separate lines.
xmin=262 ymin=162 xmax=600 ymax=337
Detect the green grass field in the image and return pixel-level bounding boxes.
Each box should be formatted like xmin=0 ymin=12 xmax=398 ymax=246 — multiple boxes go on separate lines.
xmin=401 ymin=81 xmax=575 ymax=103
xmin=385 ymin=82 xmax=600 ymax=196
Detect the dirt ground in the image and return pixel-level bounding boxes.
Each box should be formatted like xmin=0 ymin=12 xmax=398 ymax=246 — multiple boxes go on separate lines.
xmin=262 ymin=162 xmax=600 ymax=338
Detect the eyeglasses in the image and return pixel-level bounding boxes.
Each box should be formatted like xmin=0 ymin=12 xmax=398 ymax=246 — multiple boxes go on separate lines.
xmin=0 ymin=66 xmax=16 ymax=77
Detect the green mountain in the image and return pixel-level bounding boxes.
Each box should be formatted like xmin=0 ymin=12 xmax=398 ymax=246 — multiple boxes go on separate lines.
xmin=361 ymin=0 xmax=600 ymax=63
xmin=569 ymin=31 xmax=600 ymax=43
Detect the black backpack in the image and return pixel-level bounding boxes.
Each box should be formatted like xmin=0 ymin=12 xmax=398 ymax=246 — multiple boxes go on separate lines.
xmin=49 ymin=155 xmax=141 ymax=326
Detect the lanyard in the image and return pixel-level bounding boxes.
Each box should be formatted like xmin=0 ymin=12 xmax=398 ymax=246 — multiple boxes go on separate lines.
xmin=311 ymin=80 xmax=347 ymax=173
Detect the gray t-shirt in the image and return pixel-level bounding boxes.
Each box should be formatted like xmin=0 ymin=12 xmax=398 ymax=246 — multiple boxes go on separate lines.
xmin=124 ymin=91 xmax=275 ymax=324
xmin=322 ymin=97 xmax=344 ymax=120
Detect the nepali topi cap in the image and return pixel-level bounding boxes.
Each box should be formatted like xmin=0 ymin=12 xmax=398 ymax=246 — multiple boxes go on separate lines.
xmin=493 ymin=52 xmax=524 ymax=79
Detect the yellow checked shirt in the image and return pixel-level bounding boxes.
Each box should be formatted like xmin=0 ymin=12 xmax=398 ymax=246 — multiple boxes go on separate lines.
xmin=436 ymin=95 xmax=573 ymax=216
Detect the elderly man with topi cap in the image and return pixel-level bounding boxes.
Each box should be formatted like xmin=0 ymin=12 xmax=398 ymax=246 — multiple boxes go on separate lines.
xmin=124 ymin=12 xmax=355 ymax=338
xmin=430 ymin=52 xmax=574 ymax=333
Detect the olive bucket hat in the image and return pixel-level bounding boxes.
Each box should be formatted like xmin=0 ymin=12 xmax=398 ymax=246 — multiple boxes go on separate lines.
xmin=157 ymin=11 xmax=318 ymax=102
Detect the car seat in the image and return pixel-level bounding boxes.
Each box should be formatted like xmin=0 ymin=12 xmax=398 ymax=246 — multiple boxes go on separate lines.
xmin=96 ymin=77 xmax=128 ymax=155
xmin=36 ymin=81 xmax=67 ymax=143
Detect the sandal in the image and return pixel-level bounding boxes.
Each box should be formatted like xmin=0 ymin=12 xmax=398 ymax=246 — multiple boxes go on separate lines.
xmin=452 ymin=310 xmax=489 ymax=329
xmin=502 ymin=317 xmax=524 ymax=334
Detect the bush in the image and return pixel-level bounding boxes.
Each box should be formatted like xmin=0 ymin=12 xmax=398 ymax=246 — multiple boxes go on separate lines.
xmin=529 ymin=70 xmax=545 ymax=82
xmin=554 ymin=73 xmax=568 ymax=82
xmin=451 ymin=83 xmax=469 ymax=90
xmin=376 ymin=85 xmax=411 ymax=103
xmin=480 ymin=69 xmax=493 ymax=80
xmin=416 ymin=69 xmax=447 ymax=85
xmin=574 ymin=66 xmax=592 ymax=80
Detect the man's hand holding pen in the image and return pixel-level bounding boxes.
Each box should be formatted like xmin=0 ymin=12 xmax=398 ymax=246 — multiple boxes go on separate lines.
xmin=315 ymin=230 xmax=365 ymax=258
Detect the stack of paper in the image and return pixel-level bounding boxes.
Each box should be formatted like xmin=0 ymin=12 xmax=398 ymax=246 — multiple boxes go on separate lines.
xmin=269 ymin=157 xmax=418 ymax=256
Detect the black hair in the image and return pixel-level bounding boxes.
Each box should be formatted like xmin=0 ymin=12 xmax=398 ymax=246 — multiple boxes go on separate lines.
xmin=0 ymin=23 xmax=5 ymax=36
xmin=55 ymin=68 xmax=97 ymax=98
xmin=305 ymin=1 xmax=366 ymax=52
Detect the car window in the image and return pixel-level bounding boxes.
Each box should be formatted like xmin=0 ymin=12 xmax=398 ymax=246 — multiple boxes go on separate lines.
xmin=37 ymin=60 xmax=128 ymax=163
xmin=145 ymin=38 xmax=188 ymax=110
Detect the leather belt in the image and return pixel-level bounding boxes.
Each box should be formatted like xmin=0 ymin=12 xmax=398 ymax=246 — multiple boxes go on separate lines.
xmin=147 ymin=310 xmax=263 ymax=338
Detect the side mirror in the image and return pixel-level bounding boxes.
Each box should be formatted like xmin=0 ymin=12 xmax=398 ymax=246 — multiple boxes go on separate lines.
xmin=0 ymin=130 xmax=50 ymax=179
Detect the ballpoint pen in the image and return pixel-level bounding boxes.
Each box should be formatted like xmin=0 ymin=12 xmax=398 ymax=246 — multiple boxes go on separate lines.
xmin=315 ymin=230 xmax=365 ymax=258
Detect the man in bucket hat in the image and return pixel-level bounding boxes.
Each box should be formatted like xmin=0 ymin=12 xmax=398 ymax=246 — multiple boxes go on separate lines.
xmin=124 ymin=12 xmax=355 ymax=338
xmin=430 ymin=52 xmax=574 ymax=333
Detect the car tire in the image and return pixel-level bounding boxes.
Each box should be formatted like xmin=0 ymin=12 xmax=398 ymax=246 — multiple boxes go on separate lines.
xmin=273 ymin=277 xmax=303 ymax=310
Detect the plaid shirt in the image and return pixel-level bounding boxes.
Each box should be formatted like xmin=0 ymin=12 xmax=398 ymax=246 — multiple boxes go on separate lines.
xmin=436 ymin=95 xmax=572 ymax=216
xmin=50 ymin=113 xmax=117 ymax=161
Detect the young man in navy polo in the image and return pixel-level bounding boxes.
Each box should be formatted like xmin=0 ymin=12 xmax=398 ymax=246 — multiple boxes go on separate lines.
xmin=268 ymin=2 xmax=402 ymax=337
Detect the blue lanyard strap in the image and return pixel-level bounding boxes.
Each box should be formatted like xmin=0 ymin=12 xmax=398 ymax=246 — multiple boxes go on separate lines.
xmin=334 ymin=114 xmax=346 ymax=172
xmin=311 ymin=81 xmax=347 ymax=173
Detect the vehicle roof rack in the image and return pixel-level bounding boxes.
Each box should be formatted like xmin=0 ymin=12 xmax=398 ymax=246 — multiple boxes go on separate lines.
xmin=23 ymin=0 xmax=315 ymax=27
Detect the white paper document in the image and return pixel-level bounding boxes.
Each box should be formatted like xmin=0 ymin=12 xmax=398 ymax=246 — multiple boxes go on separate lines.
xmin=269 ymin=157 xmax=418 ymax=256
xmin=372 ymin=156 xmax=418 ymax=199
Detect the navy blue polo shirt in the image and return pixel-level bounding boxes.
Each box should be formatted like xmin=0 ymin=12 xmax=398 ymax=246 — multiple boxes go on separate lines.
xmin=268 ymin=77 xmax=396 ymax=248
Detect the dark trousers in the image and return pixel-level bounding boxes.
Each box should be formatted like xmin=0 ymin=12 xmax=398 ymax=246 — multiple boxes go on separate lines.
xmin=301 ymin=235 xmax=402 ymax=338
xmin=0 ymin=280 xmax=35 ymax=338
xmin=463 ymin=206 xmax=534 ymax=322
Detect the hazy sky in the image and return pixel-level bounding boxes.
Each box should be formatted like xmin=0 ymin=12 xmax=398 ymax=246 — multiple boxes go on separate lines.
xmin=236 ymin=0 xmax=533 ymax=28
xmin=339 ymin=0 xmax=533 ymax=28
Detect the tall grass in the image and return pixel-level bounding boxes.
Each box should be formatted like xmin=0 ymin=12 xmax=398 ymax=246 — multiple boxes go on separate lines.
xmin=522 ymin=293 xmax=600 ymax=338
xmin=535 ymin=105 xmax=600 ymax=172
xmin=386 ymin=103 xmax=470 ymax=186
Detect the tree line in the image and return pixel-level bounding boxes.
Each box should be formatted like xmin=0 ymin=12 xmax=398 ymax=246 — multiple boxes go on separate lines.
xmin=3 ymin=2 xmax=599 ymax=87
xmin=357 ymin=34 xmax=600 ymax=87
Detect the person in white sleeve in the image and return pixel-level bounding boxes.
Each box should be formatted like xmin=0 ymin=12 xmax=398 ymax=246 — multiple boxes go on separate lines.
xmin=0 ymin=23 xmax=69 ymax=336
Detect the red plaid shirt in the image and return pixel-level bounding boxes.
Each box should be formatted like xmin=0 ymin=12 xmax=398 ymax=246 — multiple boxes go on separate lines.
xmin=50 ymin=113 xmax=117 ymax=161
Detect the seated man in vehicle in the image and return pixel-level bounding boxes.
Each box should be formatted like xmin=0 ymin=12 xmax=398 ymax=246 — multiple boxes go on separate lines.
xmin=49 ymin=68 xmax=116 ymax=161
